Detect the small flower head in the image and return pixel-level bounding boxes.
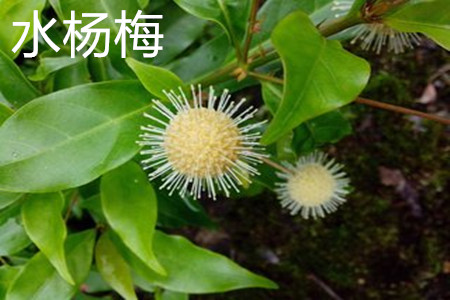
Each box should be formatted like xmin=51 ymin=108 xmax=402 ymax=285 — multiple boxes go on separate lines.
xmin=351 ymin=23 xmax=421 ymax=54
xmin=275 ymin=152 xmax=350 ymax=219
xmin=138 ymin=85 xmax=266 ymax=200
xmin=331 ymin=0 xmax=421 ymax=54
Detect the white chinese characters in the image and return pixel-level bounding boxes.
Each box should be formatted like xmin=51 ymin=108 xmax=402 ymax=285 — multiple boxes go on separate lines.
xmin=12 ymin=10 xmax=164 ymax=59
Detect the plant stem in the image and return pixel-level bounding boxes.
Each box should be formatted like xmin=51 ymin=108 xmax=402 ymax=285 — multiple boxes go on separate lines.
xmin=243 ymin=0 xmax=261 ymax=64
xmin=249 ymin=72 xmax=450 ymax=126
xmin=319 ymin=15 xmax=361 ymax=37
xmin=356 ymin=97 xmax=450 ymax=125
xmin=261 ymin=157 xmax=293 ymax=174
xmin=307 ymin=273 xmax=344 ymax=300
xmin=248 ymin=71 xmax=283 ymax=84
xmin=199 ymin=13 xmax=360 ymax=86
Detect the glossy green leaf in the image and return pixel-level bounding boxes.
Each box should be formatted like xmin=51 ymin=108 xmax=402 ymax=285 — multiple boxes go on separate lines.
xmin=138 ymin=0 xmax=149 ymax=9
xmin=52 ymin=59 xmax=92 ymax=91
xmin=170 ymin=34 xmax=231 ymax=83
xmin=95 ymin=233 xmax=137 ymax=300
xmin=6 ymin=230 xmax=95 ymax=300
xmin=127 ymin=58 xmax=184 ymax=100
xmin=22 ymin=192 xmax=74 ymax=285
xmin=100 ymin=161 xmax=165 ymax=275
xmin=253 ymin=0 xmax=313 ymax=47
xmin=0 ymin=0 xmax=46 ymax=58
xmin=82 ymin=270 xmax=112 ymax=294
xmin=261 ymin=82 xmax=352 ymax=153
xmin=49 ymin=0 xmax=141 ymax=77
xmin=29 ymin=56 xmax=84 ymax=81
xmin=0 ymin=81 xmax=152 ymax=193
xmin=0 ymin=50 xmax=40 ymax=108
xmin=0 ymin=103 xmax=13 ymax=126
xmin=261 ymin=11 xmax=370 ymax=144
xmin=251 ymin=0 xmax=335 ymax=48
xmin=156 ymin=190 xmax=215 ymax=229
xmin=0 ymin=192 xmax=21 ymax=211
xmin=173 ymin=0 xmax=251 ymax=47
xmin=0 ymin=204 xmax=31 ymax=256
xmin=74 ymin=294 xmax=114 ymax=300
xmin=385 ymin=0 xmax=450 ymax=50
xmin=261 ymin=82 xmax=283 ymax=115
xmin=293 ymin=111 xmax=352 ymax=154
xmin=0 ymin=266 xmax=21 ymax=299
xmin=116 ymin=231 xmax=278 ymax=294
xmin=154 ymin=4 xmax=208 ymax=66
xmin=160 ymin=290 xmax=188 ymax=300
xmin=79 ymin=195 xmax=106 ymax=224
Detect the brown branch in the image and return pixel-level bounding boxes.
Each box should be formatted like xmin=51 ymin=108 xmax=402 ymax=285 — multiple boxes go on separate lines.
xmin=307 ymin=273 xmax=344 ymax=300
xmin=356 ymin=97 xmax=450 ymax=125
xmin=243 ymin=0 xmax=261 ymax=64
xmin=248 ymin=71 xmax=284 ymax=85
xmin=261 ymin=157 xmax=293 ymax=174
xmin=248 ymin=71 xmax=450 ymax=126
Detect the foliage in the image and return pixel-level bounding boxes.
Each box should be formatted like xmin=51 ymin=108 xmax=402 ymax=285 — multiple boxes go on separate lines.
xmin=0 ymin=0 xmax=447 ymax=299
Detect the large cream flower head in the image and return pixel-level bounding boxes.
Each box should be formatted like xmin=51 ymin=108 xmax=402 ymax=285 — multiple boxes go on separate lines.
xmin=276 ymin=152 xmax=350 ymax=219
xmin=138 ymin=85 xmax=266 ymax=200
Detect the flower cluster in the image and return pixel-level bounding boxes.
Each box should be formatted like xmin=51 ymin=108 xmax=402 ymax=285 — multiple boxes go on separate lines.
xmin=138 ymin=86 xmax=351 ymax=219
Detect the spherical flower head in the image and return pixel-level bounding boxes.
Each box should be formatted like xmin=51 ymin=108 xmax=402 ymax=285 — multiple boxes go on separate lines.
xmin=331 ymin=0 xmax=421 ymax=54
xmin=138 ymin=85 xmax=266 ymax=200
xmin=275 ymin=152 xmax=350 ymax=219
xmin=352 ymin=23 xmax=421 ymax=54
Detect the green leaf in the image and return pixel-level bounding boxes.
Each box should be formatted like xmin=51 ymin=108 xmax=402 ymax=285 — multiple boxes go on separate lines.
xmin=0 ymin=50 xmax=40 ymax=108
xmin=6 ymin=230 xmax=95 ymax=300
xmin=293 ymin=111 xmax=352 ymax=154
xmin=261 ymin=82 xmax=283 ymax=115
xmin=173 ymin=0 xmax=251 ymax=47
xmin=385 ymin=0 xmax=450 ymax=50
xmin=115 ymin=231 xmax=278 ymax=294
xmin=0 ymin=192 xmax=21 ymax=211
xmin=0 ymin=203 xmax=31 ymax=256
xmin=49 ymin=0 xmax=141 ymax=77
xmin=82 ymin=270 xmax=112 ymax=294
xmin=79 ymin=195 xmax=106 ymax=224
xmin=252 ymin=0 xmax=335 ymax=48
xmin=261 ymin=82 xmax=352 ymax=153
xmin=0 ymin=0 xmax=46 ymax=58
xmin=127 ymin=58 xmax=184 ymax=100
xmin=138 ymin=0 xmax=149 ymax=9
xmin=52 ymin=58 xmax=92 ymax=91
xmin=169 ymin=34 xmax=231 ymax=83
xmin=0 ymin=81 xmax=152 ymax=193
xmin=156 ymin=190 xmax=215 ymax=229
xmin=22 ymin=192 xmax=74 ymax=285
xmin=95 ymin=232 xmax=137 ymax=300
xmin=261 ymin=11 xmax=370 ymax=144
xmin=160 ymin=290 xmax=188 ymax=300
xmin=0 ymin=103 xmax=13 ymax=126
xmin=100 ymin=161 xmax=165 ymax=275
xmin=154 ymin=4 xmax=208 ymax=66
xmin=29 ymin=55 xmax=84 ymax=81
xmin=0 ymin=266 xmax=21 ymax=299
